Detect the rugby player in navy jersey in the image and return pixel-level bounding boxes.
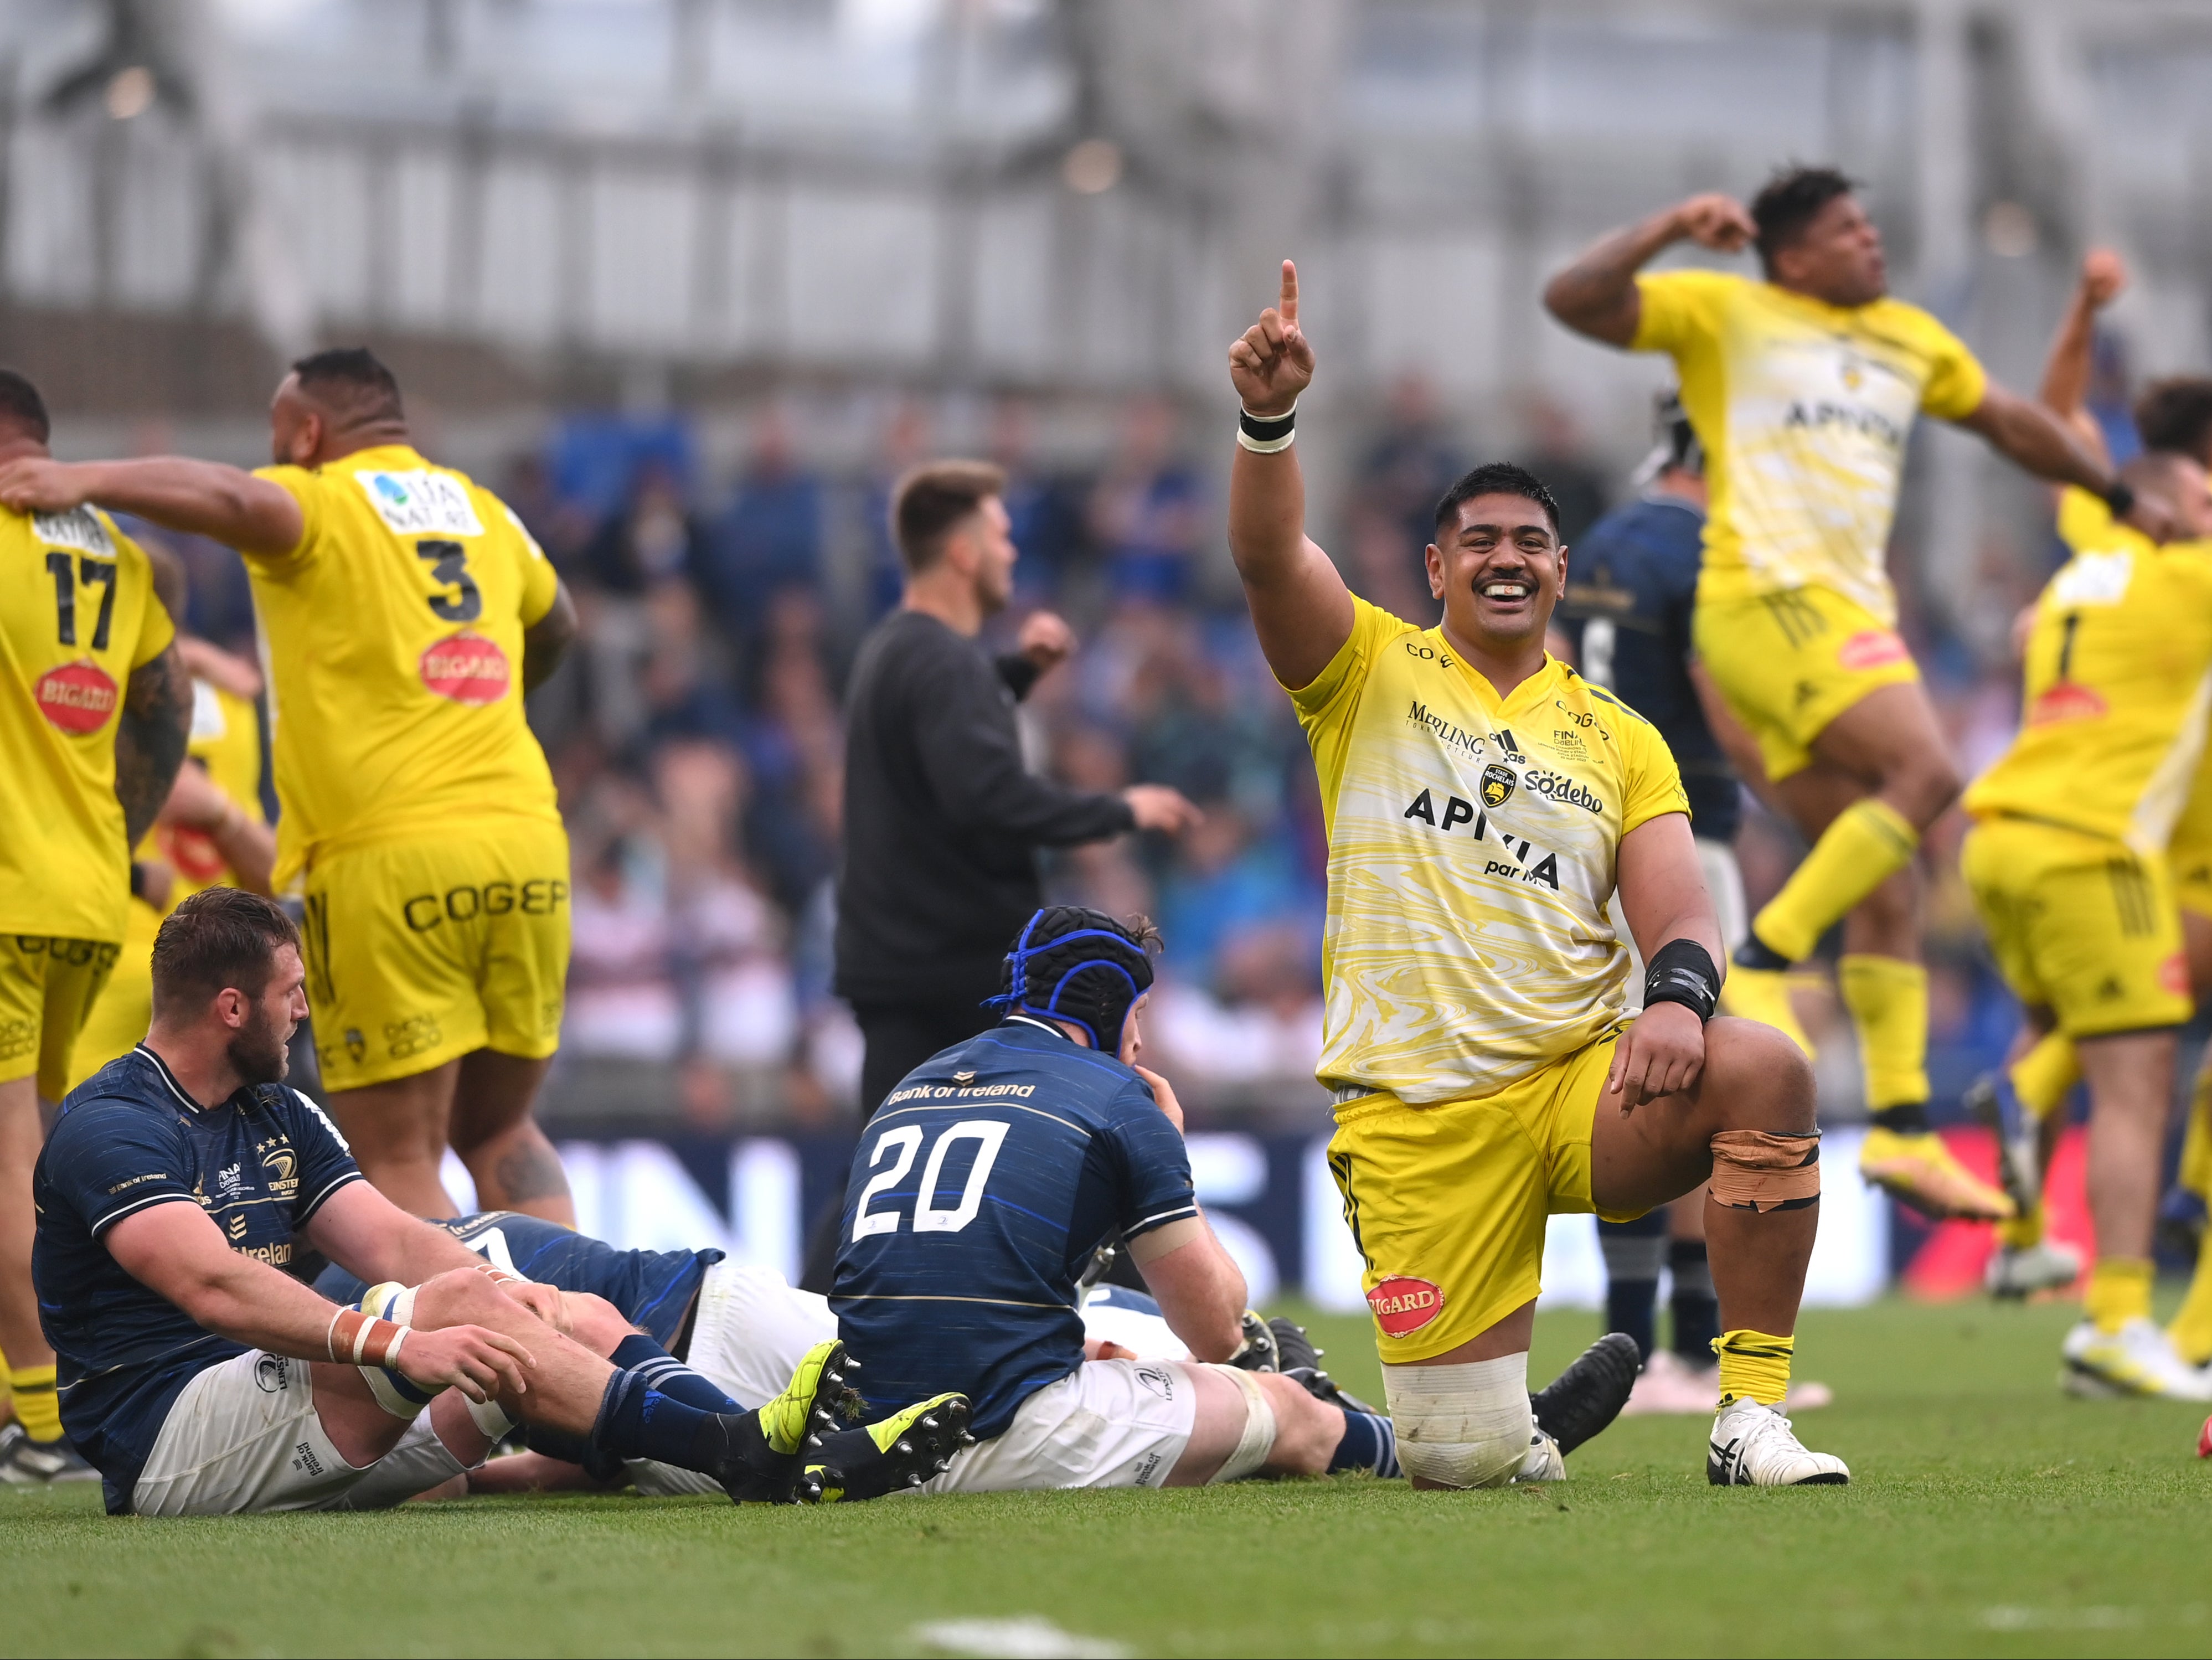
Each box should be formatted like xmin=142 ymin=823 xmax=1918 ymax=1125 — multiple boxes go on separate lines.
xmin=32 ymin=888 xmax=967 ymax=1514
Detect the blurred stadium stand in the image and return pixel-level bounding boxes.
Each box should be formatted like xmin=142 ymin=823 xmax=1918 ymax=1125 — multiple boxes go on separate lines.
xmin=3 ymin=3 xmax=2210 ymax=1290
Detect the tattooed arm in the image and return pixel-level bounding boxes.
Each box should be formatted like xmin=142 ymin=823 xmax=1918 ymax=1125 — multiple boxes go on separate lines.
xmin=115 ymin=642 xmax=192 ymax=847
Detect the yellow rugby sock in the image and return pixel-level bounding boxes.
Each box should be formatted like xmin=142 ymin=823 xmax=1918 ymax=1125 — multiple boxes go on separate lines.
xmin=1997 ymin=1202 xmax=2046 ymax=1252
xmin=2010 ymin=1032 xmax=2080 ymax=1122
xmin=1713 ymin=1329 xmax=1794 ymax=1407
xmin=1838 ymin=955 xmax=1929 ymax=1111
xmin=6 ymin=1364 xmax=59 ymax=1442
xmin=2085 ymin=1259 xmax=2153 ymax=1336
xmin=2169 ymin=1232 xmax=2212 ymax=1367
xmin=1750 ymin=799 xmax=1919 ymax=962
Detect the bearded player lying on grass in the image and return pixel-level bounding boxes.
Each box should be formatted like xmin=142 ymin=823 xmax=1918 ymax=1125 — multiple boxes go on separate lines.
xmin=30 ymin=888 xmax=968 ymax=1515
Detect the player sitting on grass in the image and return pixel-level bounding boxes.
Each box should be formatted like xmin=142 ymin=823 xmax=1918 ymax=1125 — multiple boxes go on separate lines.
xmin=31 ymin=887 xmax=969 ymax=1514
xmin=1227 ymin=261 xmax=1848 ymax=1487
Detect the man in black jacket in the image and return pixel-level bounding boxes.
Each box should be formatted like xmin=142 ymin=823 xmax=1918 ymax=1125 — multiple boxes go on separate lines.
xmin=834 ymin=460 xmax=1198 ymax=1117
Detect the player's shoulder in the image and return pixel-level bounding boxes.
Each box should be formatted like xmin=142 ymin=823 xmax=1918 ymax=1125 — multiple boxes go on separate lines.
xmin=1642 ymin=265 xmax=1743 ymax=301
xmin=1552 ymin=660 xmax=1651 ymax=727
xmin=52 ymin=1051 xmax=183 ymax=1136
xmin=1859 ymin=292 xmax=1972 ymax=354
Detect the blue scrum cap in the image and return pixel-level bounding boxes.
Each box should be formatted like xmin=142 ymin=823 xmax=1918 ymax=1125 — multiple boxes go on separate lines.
xmin=987 ymin=906 xmax=1158 ymax=1054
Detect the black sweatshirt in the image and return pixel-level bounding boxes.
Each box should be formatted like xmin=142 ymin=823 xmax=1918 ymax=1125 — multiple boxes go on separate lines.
xmin=833 ymin=610 xmax=1136 ymax=1007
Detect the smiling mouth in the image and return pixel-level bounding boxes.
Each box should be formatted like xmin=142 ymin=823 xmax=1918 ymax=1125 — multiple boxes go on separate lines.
xmin=1479 ymin=579 xmax=1534 ymax=602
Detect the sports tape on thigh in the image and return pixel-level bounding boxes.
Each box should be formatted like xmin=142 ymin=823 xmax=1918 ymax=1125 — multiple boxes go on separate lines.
xmin=1204 ymin=1364 xmax=1278 ymax=1484
xmin=1708 ymin=1129 xmax=1821 ymax=1213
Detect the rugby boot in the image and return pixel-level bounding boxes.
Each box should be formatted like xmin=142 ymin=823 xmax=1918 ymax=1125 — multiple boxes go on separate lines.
xmin=1965 ymin=1069 xmax=2044 ymax=1220
xmin=1509 ymin=1430 xmax=1567 ymax=1483
xmin=0 ymin=1422 xmax=99 ymax=1485
xmin=1716 ymin=961 xmax=1814 ymax=1058
xmin=2060 ymin=1318 xmax=2212 ymax=1401
xmin=1528 ymin=1332 xmax=1639 ymax=1456
xmin=1707 ymin=1397 xmax=1849 ymax=1486
xmin=1858 ymin=1125 xmax=2013 ymax=1222
xmin=796 ymin=1393 xmax=974 ymax=1503
xmin=710 ymin=1338 xmax=861 ymax=1504
xmin=1227 ymin=1310 xmax=1281 ymax=1372
xmin=1269 ymin=1318 xmax=1380 ymax=1415
xmin=1986 ymin=1239 xmax=2083 ymax=1300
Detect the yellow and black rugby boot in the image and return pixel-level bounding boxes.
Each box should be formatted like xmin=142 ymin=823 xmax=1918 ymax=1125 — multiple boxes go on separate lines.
xmin=713 ymin=1339 xmax=862 ymax=1504
xmin=796 ymin=1392 xmax=974 ymax=1504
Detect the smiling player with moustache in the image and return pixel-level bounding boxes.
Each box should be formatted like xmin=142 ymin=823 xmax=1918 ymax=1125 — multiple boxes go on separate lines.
xmin=1227 ymin=261 xmax=1847 ymax=1486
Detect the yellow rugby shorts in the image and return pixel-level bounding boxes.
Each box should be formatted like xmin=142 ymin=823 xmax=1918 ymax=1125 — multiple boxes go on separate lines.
xmin=0 ymin=935 xmax=120 ymax=1099
xmin=1326 ymin=1032 xmax=1643 ymax=1364
xmin=2169 ymin=838 xmax=2212 ymax=926
xmin=1961 ymin=816 xmax=2190 ymax=1038
xmin=1693 ymin=584 xmax=1921 ymax=782
xmin=301 ymin=822 xmax=571 ymax=1090
xmin=65 ymin=903 xmax=159 ymax=1094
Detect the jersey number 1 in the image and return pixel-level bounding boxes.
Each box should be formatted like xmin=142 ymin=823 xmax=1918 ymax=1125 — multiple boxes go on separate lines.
xmin=852 ymin=1120 xmax=1010 ymax=1240
xmin=47 ymin=552 xmax=117 ymax=649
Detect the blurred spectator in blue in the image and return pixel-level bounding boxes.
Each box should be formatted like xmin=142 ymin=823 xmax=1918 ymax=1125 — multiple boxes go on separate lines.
xmin=579 ymin=461 xmax=699 ymax=596
xmin=1515 ymin=394 xmax=1609 ymax=545
xmin=1153 ymin=805 xmax=1319 ymax=997
xmin=1089 ymin=396 xmax=1206 ymax=604
xmin=2086 ymin=326 xmax=2142 ymax=468
xmin=988 ymin=396 xmax=1089 ymax=605
xmin=739 ymin=589 xmax=845 ymax=917
xmin=550 ymin=410 xmax=695 ymax=522
xmin=1350 ymin=373 xmax=1461 ymax=615
xmin=704 ymin=404 xmax=827 ymax=636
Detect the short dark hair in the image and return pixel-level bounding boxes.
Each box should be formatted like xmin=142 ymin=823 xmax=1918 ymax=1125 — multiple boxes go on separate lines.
xmin=150 ymin=889 xmax=300 ymax=1019
xmin=0 ymin=368 xmax=50 ymax=444
xmin=891 ymin=460 xmax=1006 ymax=573
xmin=1434 ymin=462 xmax=1562 ymax=538
xmin=2136 ymin=378 xmax=2212 ymax=466
xmin=1751 ymin=165 xmax=1860 ymax=277
xmin=290 ymin=347 xmax=404 ymax=424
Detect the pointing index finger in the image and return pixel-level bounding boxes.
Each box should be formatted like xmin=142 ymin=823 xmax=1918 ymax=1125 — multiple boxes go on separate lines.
xmin=1280 ymin=260 xmax=1299 ymax=327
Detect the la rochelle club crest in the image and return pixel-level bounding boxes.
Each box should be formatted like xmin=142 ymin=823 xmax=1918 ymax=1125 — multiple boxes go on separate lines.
xmin=1479 ymin=763 xmax=1516 ymax=810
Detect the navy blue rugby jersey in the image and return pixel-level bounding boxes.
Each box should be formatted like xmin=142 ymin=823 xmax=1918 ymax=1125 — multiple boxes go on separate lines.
xmin=32 ymin=1045 xmax=362 ymax=1512
xmin=829 ymin=1015 xmax=1198 ymax=1439
xmin=317 ymin=1212 xmax=720 ymax=1350
xmin=1555 ymin=491 xmax=1741 ymax=842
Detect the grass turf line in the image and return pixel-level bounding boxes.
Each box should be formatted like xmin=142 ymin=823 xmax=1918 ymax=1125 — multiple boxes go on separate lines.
xmin=6 ymin=1298 xmax=2210 ymax=1659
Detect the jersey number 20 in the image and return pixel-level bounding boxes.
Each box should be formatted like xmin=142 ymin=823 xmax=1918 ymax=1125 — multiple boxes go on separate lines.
xmin=852 ymin=1120 xmax=1010 ymax=1240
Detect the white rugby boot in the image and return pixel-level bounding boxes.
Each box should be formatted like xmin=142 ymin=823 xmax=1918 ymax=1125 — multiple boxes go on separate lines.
xmin=1706 ymin=1396 xmax=1850 ymax=1486
xmin=1509 ymin=1429 xmax=1566 ymax=1483
xmin=1986 ymin=1239 xmax=2082 ymax=1300
xmin=2061 ymin=1318 xmax=2212 ymax=1401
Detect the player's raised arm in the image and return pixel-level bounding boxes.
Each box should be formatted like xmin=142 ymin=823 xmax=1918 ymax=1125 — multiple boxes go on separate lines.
xmin=0 ymin=456 xmax=303 ymax=558
xmin=1543 ymin=194 xmax=1755 ymax=346
xmin=2035 ymin=249 xmax=2128 ymax=462
xmin=1226 ymin=260 xmax=1355 ymax=692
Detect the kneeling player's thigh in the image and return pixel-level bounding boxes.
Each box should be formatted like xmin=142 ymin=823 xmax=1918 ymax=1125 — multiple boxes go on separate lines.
xmin=1329 ymin=1094 xmax=1549 ymax=1361
xmin=134 ymin=1351 xmax=364 ymax=1516
xmin=304 ymin=851 xmax=484 ymax=1090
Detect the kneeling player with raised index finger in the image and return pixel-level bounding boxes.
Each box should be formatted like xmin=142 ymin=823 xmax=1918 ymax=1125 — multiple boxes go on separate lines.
xmin=1226 ymin=260 xmax=1846 ymax=1487
xmin=32 ymin=888 xmax=968 ymax=1516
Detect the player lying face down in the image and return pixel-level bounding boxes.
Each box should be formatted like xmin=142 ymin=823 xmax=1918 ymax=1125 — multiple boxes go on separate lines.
xmin=31 ymin=888 xmax=967 ymax=1514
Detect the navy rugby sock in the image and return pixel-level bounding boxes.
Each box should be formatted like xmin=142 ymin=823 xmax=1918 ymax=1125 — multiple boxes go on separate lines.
xmin=610 ymin=1333 xmax=741 ymax=1415
xmin=590 ymin=1367 xmax=729 ymax=1472
xmin=1668 ymin=1240 xmax=1720 ymax=1367
xmin=1328 ymin=1409 xmax=1401 ymax=1479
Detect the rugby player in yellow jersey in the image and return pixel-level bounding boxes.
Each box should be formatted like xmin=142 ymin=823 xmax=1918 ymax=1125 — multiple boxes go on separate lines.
xmin=1228 ymin=262 xmax=1847 ymax=1486
xmin=1545 ymin=166 xmax=2161 ymax=1227
xmin=64 ymin=551 xmax=277 ymax=1094
xmin=0 ymin=349 xmax=581 ymax=1228
xmin=1968 ymin=251 xmax=2212 ymax=1380
xmin=0 ymin=370 xmax=192 ymax=1484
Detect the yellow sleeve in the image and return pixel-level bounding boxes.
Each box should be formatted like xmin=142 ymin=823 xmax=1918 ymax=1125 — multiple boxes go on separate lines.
xmin=502 ymin=501 xmax=560 ymax=627
xmin=246 ymin=465 xmax=325 ymax=574
xmin=1912 ymin=310 xmax=1988 ymax=421
xmin=2054 ymin=485 xmax=2113 ymax=551
xmin=115 ymin=530 xmax=176 ymax=669
xmin=1630 ymin=269 xmax=1735 ymax=356
xmin=1287 ymin=597 xmax=1403 ymax=806
xmin=1616 ymin=708 xmax=1691 ymax=837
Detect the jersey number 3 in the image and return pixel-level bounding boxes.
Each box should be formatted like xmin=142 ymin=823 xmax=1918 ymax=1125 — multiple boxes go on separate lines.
xmin=852 ymin=1120 xmax=1010 ymax=1240
xmin=417 ymin=539 xmax=483 ymax=623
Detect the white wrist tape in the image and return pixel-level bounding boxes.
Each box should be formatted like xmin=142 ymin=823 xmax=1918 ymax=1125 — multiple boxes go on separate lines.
xmin=1205 ymin=1364 xmax=1278 ymax=1484
xmin=1383 ymin=1353 xmax=1533 ymax=1489
xmin=466 ymin=1393 xmax=517 ymax=1441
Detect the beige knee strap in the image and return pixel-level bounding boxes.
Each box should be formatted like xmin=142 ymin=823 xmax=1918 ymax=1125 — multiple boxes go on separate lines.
xmin=354 ymin=1283 xmax=433 ymax=1421
xmin=1205 ymin=1365 xmax=1278 ymax=1484
xmin=1709 ymin=1129 xmax=1821 ymax=1212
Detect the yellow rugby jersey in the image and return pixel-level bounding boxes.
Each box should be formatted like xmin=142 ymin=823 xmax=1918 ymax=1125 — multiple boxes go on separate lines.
xmin=248 ymin=444 xmax=561 ymax=889
xmin=1962 ymin=489 xmax=2212 ymax=856
xmin=0 ymin=505 xmax=175 ymax=941
xmin=1291 ymin=597 xmax=1689 ymax=1104
xmin=1633 ymin=269 xmax=1987 ymax=626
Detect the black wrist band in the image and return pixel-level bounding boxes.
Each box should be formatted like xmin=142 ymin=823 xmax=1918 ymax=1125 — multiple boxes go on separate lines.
xmin=1644 ymin=937 xmax=1720 ymax=1023
xmin=2104 ymin=480 xmax=2136 ymax=520
xmin=128 ymin=861 xmax=146 ymax=900
xmin=1238 ymin=406 xmax=1295 ymax=442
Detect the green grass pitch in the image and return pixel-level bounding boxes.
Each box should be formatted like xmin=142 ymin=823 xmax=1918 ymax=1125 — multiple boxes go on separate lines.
xmin=7 ymin=1298 xmax=2210 ymax=1659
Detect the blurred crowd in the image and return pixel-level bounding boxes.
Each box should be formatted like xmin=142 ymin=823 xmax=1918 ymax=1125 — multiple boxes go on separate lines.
xmin=146 ymin=353 xmax=2143 ymax=1134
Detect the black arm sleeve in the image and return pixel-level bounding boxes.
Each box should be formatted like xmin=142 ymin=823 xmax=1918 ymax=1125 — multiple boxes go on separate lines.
xmin=994 ymin=652 xmax=1042 ymax=702
xmin=911 ymin=642 xmax=1136 ymax=846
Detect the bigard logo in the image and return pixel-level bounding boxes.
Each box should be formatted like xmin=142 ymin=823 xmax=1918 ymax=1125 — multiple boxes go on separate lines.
xmin=1479 ymin=762 xmax=1516 ymax=809
xmin=1367 ymin=1275 xmax=1444 ymax=1337
xmin=35 ymin=661 xmax=118 ymax=734
xmin=419 ymin=631 xmax=511 ymax=705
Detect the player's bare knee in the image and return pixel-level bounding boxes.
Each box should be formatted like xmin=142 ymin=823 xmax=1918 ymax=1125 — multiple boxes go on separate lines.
xmin=411 ymin=1265 xmax=508 ymax=1328
xmin=1704 ymin=1017 xmax=1815 ymax=1133
xmin=561 ymin=1291 xmax=634 ymax=1355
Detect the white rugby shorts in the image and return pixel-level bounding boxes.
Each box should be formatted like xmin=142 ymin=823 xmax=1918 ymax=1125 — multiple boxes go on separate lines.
xmin=916 ymin=1358 xmax=1199 ymax=1493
